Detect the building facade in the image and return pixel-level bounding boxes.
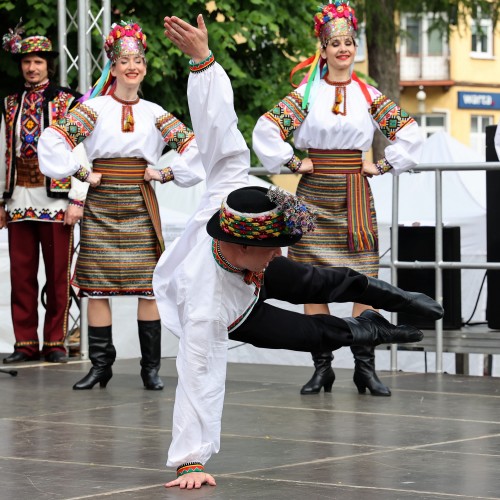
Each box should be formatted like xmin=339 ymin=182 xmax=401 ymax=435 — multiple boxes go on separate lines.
xmin=355 ymin=10 xmax=500 ymax=159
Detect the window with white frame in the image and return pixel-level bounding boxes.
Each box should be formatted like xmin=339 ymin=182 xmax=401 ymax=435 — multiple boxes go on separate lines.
xmin=414 ymin=114 xmax=447 ymax=138
xmin=401 ymin=14 xmax=445 ymax=58
xmin=471 ymin=8 xmax=493 ymax=57
xmin=470 ymin=115 xmax=493 ymax=159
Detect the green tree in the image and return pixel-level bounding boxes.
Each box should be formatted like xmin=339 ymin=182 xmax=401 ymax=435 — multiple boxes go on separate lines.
xmin=0 ymin=0 xmax=319 ymax=154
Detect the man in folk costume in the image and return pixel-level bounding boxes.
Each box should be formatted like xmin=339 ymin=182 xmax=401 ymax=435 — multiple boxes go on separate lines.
xmin=0 ymin=23 xmax=86 ymax=364
xmin=155 ymin=15 xmax=439 ymax=489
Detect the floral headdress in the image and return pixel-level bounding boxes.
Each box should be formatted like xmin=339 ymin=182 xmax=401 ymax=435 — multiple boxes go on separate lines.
xmin=104 ymin=21 xmax=147 ymax=63
xmin=290 ymin=1 xmax=358 ymax=111
xmin=314 ymin=1 xmax=358 ymax=47
xmin=80 ymin=20 xmax=147 ymax=102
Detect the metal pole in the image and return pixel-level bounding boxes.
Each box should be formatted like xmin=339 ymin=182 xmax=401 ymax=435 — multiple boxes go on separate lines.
xmin=102 ymin=0 xmax=111 ymax=66
xmin=435 ymin=169 xmax=444 ymax=373
xmin=78 ymin=0 xmax=89 ymax=93
xmin=390 ymin=175 xmax=400 ymax=371
xmin=80 ymin=298 xmax=89 ymax=360
xmin=57 ymin=0 xmax=68 ymax=86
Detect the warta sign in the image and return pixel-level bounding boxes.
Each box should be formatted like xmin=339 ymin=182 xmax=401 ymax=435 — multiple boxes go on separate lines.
xmin=458 ymin=91 xmax=500 ymax=109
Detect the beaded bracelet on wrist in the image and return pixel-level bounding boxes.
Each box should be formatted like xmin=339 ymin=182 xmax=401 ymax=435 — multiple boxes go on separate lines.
xmin=189 ymin=51 xmax=215 ymax=73
xmin=284 ymin=155 xmax=302 ymax=173
xmin=176 ymin=462 xmax=205 ymax=477
xmin=73 ymin=166 xmax=90 ymax=182
xmin=68 ymin=199 xmax=85 ymax=208
xmin=375 ymin=158 xmax=393 ymax=175
xmin=159 ymin=167 xmax=174 ymax=184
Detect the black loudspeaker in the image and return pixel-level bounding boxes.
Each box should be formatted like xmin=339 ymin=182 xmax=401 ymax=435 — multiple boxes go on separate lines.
xmin=485 ymin=125 xmax=500 ymax=329
xmin=395 ymin=226 xmax=462 ymax=329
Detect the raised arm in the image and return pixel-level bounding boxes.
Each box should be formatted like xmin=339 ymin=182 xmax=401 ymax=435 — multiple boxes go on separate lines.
xmin=164 ymin=15 xmax=249 ymax=210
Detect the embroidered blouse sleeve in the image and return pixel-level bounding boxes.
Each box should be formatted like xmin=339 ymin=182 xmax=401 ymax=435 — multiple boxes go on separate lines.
xmin=154 ymin=112 xmax=205 ymax=188
xmin=252 ymin=88 xmax=308 ymax=174
xmin=38 ymin=102 xmax=98 ymax=179
xmin=368 ymin=86 xmax=423 ymax=175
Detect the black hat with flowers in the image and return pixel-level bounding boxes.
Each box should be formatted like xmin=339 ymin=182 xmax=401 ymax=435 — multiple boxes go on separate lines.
xmin=206 ymin=186 xmax=317 ymax=247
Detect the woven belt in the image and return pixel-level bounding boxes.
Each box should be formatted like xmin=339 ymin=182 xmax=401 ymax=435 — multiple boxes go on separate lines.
xmin=16 ymin=157 xmax=45 ymax=188
xmin=92 ymin=157 xmax=165 ymax=255
xmin=308 ymin=149 xmax=377 ymax=252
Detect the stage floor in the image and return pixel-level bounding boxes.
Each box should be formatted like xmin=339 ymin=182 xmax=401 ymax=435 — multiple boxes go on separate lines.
xmin=0 ymin=357 xmax=499 ymax=499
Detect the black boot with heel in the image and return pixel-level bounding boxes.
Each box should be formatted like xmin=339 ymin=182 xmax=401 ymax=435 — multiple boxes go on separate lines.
xmin=300 ymin=351 xmax=335 ymax=395
xmin=73 ymin=325 xmax=116 ymax=390
xmin=138 ymin=320 xmax=164 ymax=390
xmin=351 ymin=345 xmax=391 ymax=396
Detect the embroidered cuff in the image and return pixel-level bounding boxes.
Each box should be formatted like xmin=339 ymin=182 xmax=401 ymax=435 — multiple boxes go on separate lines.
xmin=189 ymin=51 xmax=215 ymax=73
xmin=68 ymin=198 xmax=85 ymax=208
xmin=73 ymin=166 xmax=90 ymax=182
xmin=176 ymin=462 xmax=205 ymax=477
xmin=375 ymin=158 xmax=393 ymax=175
xmin=159 ymin=167 xmax=174 ymax=184
xmin=284 ymin=155 xmax=302 ymax=173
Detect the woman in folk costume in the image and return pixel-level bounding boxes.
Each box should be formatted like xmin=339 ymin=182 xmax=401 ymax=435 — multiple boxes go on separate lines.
xmin=38 ymin=21 xmax=203 ymax=390
xmin=253 ymin=1 xmax=422 ymax=396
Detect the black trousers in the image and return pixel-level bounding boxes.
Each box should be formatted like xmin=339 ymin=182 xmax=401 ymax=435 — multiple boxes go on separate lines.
xmin=229 ymin=257 xmax=368 ymax=352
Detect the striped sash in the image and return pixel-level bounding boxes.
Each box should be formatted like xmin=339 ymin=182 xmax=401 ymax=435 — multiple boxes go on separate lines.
xmin=92 ymin=158 xmax=165 ymax=255
xmin=308 ymin=149 xmax=377 ymax=252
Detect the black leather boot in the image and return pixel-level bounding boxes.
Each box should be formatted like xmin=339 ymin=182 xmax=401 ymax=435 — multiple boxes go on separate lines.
xmin=73 ymin=325 xmax=116 ymax=390
xmin=344 ymin=310 xmax=423 ymax=346
xmin=300 ymin=352 xmax=335 ymax=395
xmin=351 ymin=345 xmax=391 ymax=396
xmin=138 ymin=320 xmax=164 ymax=390
xmin=358 ymin=277 xmax=444 ymax=319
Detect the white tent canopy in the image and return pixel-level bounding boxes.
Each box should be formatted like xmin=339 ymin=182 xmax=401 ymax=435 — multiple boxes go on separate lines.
xmin=0 ymin=133 xmax=496 ymax=375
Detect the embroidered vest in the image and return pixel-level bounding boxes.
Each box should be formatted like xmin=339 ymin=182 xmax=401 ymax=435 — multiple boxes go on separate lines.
xmin=2 ymin=83 xmax=81 ymax=200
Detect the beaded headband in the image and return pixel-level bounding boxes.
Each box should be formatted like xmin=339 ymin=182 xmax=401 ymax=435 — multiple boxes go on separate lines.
xmin=219 ymin=187 xmax=316 ymax=241
xmin=104 ymin=21 xmax=147 ymax=63
xmin=314 ymin=1 xmax=358 ymax=47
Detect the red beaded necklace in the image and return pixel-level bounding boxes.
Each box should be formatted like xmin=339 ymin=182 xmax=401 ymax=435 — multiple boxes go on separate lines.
xmin=323 ymin=74 xmax=351 ymax=116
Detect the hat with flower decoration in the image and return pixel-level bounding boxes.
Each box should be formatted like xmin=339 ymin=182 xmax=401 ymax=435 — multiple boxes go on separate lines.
xmin=2 ymin=20 xmax=58 ymax=58
xmin=315 ymin=1 xmax=358 ymax=47
xmin=206 ymin=186 xmax=317 ymax=247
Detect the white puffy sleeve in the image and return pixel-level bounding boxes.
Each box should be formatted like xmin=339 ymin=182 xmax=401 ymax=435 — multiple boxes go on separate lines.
xmin=167 ymin=318 xmax=228 ymax=467
xmin=368 ymin=87 xmax=423 ymax=175
xmin=252 ymin=87 xmax=307 ymax=174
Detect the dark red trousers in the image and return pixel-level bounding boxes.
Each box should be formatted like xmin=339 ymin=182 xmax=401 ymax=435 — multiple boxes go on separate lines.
xmin=8 ymin=221 xmax=73 ymax=356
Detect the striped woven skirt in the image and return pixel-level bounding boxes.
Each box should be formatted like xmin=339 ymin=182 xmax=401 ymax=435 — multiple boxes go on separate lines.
xmin=73 ymin=158 xmax=164 ymax=297
xmin=288 ymin=149 xmax=379 ymax=277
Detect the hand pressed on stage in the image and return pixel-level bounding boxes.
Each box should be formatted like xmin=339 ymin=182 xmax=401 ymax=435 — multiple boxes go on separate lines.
xmin=164 ymin=471 xmax=216 ymax=490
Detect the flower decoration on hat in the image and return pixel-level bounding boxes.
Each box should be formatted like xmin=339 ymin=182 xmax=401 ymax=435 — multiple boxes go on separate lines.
xmin=314 ymin=1 xmax=358 ymax=47
xmin=267 ymin=187 xmax=317 ymax=236
xmin=104 ymin=20 xmax=147 ymax=63
xmin=2 ymin=19 xmax=25 ymax=54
